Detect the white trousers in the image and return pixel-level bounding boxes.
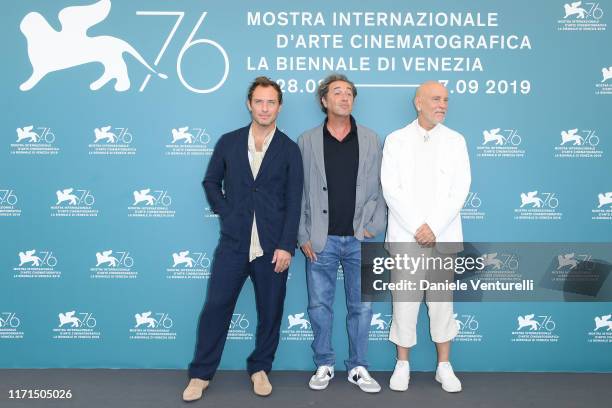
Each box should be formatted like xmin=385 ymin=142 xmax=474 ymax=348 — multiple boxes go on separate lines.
xmin=387 ymin=246 xmax=458 ymax=348
xmin=389 ymin=299 xmax=457 ymax=348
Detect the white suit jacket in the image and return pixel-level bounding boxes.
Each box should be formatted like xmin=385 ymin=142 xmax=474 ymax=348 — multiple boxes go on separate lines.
xmin=381 ymin=120 xmax=471 ymax=248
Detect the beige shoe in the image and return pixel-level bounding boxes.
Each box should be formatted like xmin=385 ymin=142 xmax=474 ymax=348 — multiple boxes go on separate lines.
xmin=250 ymin=370 xmax=272 ymax=396
xmin=182 ymin=378 xmax=209 ymax=402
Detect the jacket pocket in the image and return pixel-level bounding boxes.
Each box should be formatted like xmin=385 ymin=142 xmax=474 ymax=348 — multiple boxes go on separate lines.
xmin=220 ymin=206 xmax=240 ymax=238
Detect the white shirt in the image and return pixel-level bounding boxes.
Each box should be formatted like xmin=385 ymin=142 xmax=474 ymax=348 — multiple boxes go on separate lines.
xmin=413 ymin=123 xmax=439 ymax=222
xmin=247 ymin=126 xmax=275 ymax=262
xmin=381 ymin=119 xmax=471 ymax=246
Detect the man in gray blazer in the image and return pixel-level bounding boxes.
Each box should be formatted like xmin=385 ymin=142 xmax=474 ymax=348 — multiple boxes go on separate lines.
xmin=298 ymin=73 xmax=386 ymax=393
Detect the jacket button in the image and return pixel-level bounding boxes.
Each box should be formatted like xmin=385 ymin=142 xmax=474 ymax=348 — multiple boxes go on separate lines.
xmin=323 ymin=210 xmax=327 ymax=214
xmin=253 ymin=188 xmax=258 ymax=192
xmin=323 ymin=187 xmax=327 ymax=191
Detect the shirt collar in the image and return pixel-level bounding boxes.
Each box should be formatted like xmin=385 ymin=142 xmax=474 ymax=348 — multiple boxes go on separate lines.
xmin=323 ymin=115 xmax=357 ymax=141
xmin=248 ymin=125 xmax=276 ymax=153
xmin=415 ymin=120 xmax=441 ymax=141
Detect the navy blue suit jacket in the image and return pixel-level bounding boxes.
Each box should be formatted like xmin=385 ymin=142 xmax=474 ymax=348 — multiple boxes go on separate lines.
xmin=203 ymin=125 xmax=304 ymax=255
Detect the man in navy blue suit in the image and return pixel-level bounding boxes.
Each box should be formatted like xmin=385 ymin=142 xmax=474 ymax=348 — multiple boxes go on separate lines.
xmin=183 ymin=77 xmax=303 ymax=401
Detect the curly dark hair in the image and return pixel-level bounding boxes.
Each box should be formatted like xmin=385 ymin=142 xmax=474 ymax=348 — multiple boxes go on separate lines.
xmin=316 ymin=73 xmax=357 ymax=113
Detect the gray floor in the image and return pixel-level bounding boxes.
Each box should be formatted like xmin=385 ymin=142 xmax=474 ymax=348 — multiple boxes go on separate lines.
xmin=1 ymin=369 xmax=610 ymax=408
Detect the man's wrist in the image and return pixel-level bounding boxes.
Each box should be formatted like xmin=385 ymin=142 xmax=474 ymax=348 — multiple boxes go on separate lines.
xmin=276 ymin=245 xmax=295 ymax=256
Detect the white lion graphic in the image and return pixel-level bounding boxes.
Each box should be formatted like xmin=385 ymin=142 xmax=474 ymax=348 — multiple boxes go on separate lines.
xmin=20 ymin=0 xmax=167 ymax=92
xmin=16 ymin=126 xmax=39 ymax=142
xmin=133 ymin=189 xmax=155 ymax=206
xmin=96 ymin=250 xmax=119 ymax=267
xmin=370 ymin=313 xmax=390 ymax=330
xmin=557 ymin=253 xmax=578 ymax=270
xmin=482 ymin=253 xmax=503 ymax=269
xmin=517 ymin=314 xmax=539 ymax=331
xmin=560 ymin=129 xmax=583 ymax=146
xmin=482 ymin=128 xmax=504 ymax=145
xmin=172 ymin=251 xmax=195 ymax=268
xmin=94 ymin=126 xmax=116 ymax=143
xmin=520 ymin=191 xmax=543 ymax=208
xmin=602 ymin=67 xmax=612 ymax=83
xmin=58 ymin=311 xmax=81 ymax=328
xmin=287 ymin=313 xmax=311 ymax=329
xmin=594 ymin=315 xmax=612 ymax=331
xmin=18 ymin=250 xmax=42 ymax=266
xmin=135 ymin=312 xmax=157 ymax=328
xmin=171 ymin=127 xmax=194 ymax=144
xmin=56 ymin=188 xmax=78 ymax=205
xmin=564 ymin=2 xmax=587 ymax=18
xmin=598 ymin=192 xmax=612 ymax=208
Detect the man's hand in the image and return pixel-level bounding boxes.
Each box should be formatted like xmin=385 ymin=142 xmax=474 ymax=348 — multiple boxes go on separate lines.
xmin=415 ymin=223 xmax=436 ymax=247
xmin=363 ymin=229 xmax=374 ymax=239
xmin=272 ymin=249 xmax=292 ymax=273
xmin=300 ymin=241 xmax=317 ymax=262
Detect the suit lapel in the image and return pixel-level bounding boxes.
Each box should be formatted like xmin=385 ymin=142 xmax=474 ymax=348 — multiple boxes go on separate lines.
xmin=356 ymin=126 xmax=368 ymax=188
xmin=312 ymin=124 xmax=327 ymax=182
xmin=237 ymin=125 xmax=254 ymax=183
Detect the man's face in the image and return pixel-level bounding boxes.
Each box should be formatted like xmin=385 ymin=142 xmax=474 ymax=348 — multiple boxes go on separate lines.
xmin=416 ymin=84 xmax=449 ymax=129
xmin=322 ymin=81 xmax=354 ymax=118
xmin=247 ymin=85 xmax=281 ymax=127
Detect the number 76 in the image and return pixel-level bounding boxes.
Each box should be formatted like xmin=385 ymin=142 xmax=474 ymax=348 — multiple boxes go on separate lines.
xmin=136 ymin=11 xmax=229 ymax=94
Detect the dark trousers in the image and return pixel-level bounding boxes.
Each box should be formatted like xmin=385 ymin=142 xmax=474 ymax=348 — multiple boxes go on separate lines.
xmin=188 ymin=244 xmax=288 ymax=380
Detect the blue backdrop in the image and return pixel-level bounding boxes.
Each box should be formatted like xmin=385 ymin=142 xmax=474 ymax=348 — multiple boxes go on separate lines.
xmin=1 ymin=0 xmax=611 ymax=372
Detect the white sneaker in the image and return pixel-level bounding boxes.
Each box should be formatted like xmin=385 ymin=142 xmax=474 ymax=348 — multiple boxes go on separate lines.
xmin=309 ymin=365 xmax=334 ymax=390
xmin=435 ymin=362 xmax=462 ymax=392
xmin=348 ymin=366 xmax=381 ymax=393
xmin=389 ymin=360 xmax=410 ymax=391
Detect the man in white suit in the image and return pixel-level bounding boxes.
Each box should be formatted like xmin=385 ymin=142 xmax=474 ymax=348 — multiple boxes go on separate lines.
xmin=381 ymin=81 xmax=471 ymax=393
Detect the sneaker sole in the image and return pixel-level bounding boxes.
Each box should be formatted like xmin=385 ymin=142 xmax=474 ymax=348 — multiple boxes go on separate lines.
xmin=389 ymin=382 xmax=409 ymax=392
xmin=435 ymin=374 xmax=462 ymax=393
xmin=309 ymin=372 xmax=334 ymax=390
xmin=347 ymin=377 xmax=381 ymax=393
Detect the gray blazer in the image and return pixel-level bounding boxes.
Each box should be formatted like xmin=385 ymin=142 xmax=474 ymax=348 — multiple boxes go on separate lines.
xmin=297 ymin=122 xmax=387 ymax=252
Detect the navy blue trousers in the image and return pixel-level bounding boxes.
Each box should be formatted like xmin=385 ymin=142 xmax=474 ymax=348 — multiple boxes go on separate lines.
xmin=188 ymin=244 xmax=288 ymax=380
